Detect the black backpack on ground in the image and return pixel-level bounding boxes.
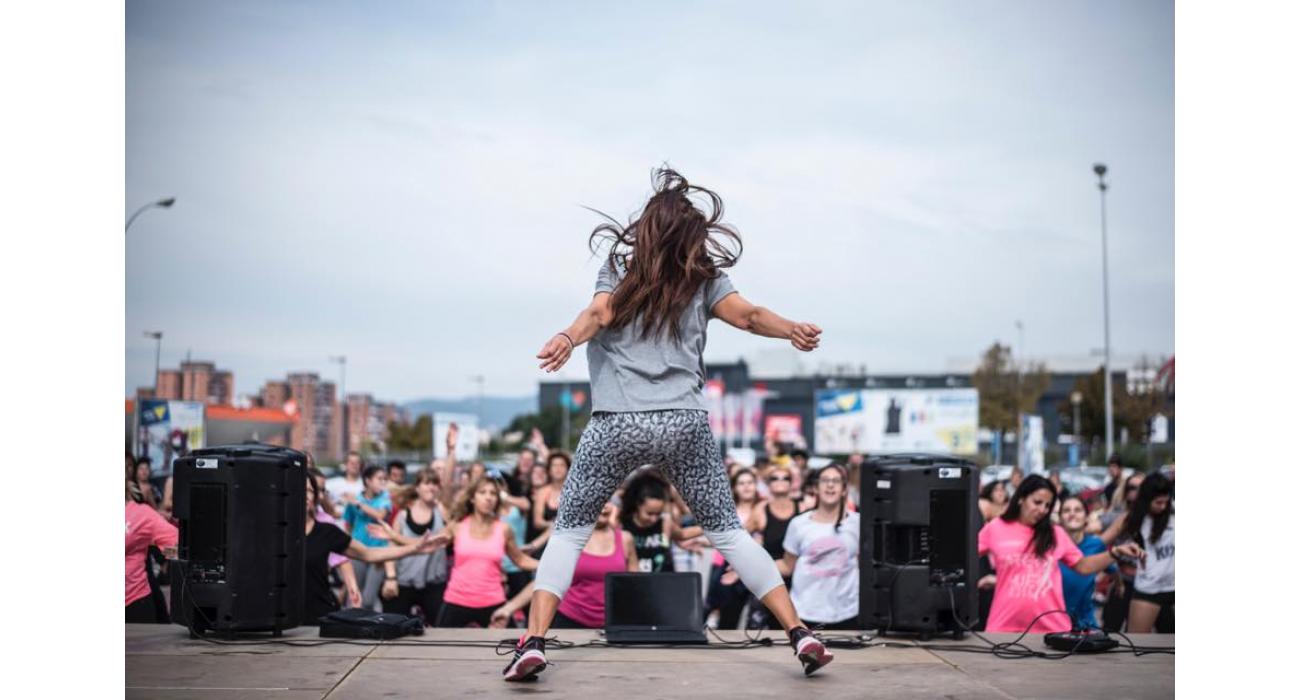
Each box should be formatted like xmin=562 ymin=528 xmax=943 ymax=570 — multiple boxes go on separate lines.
xmin=318 ymin=608 xmax=424 ymax=639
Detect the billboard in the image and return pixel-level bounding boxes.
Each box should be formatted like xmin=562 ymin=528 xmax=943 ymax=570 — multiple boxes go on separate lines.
xmin=136 ymin=399 xmax=206 ymax=475
xmin=1018 ymin=414 xmax=1045 ymax=474
xmin=814 ymin=388 xmax=978 ymax=455
xmin=432 ymin=413 xmax=480 ymax=461
xmin=764 ymin=414 xmax=806 ymax=450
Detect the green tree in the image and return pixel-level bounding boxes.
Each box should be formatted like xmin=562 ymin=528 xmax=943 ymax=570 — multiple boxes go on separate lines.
xmin=1056 ymin=357 xmax=1170 ymax=448
xmin=971 ymin=342 xmax=1050 ymax=460
xmin=387 ymin=414 xmax=432 ymax=452
xmin=505 ymin=406 xmax=590 ymax=450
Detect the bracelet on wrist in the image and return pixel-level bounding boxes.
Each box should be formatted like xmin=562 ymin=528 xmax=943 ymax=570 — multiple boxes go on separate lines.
xmin=557 ymin=332 xmax=575 ymax=349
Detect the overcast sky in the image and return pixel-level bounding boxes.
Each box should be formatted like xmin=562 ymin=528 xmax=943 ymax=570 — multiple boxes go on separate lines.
xmin=125 ymin=0 xmax=1173 ymax=403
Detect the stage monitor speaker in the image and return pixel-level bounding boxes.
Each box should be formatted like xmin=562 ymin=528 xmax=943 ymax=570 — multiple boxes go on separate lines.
xmin=857 ymin=453 xmax=979 ymax=639
xmin=169 ymin=443 xmax=306 ymax=636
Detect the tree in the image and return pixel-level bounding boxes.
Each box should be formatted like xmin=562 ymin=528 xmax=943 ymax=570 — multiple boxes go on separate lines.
xmin=387 ymin=414 xmax=432 ymax=452
xmin=504 ymin=406 xmax=590 ymax=450
xmin=971 ymin=342 xmax=1051 ymax=460
xmin=1055 ymin=356 xmax=1171 ymax=448
xmin=1117 ymin=355 xmax=1171 ymax=443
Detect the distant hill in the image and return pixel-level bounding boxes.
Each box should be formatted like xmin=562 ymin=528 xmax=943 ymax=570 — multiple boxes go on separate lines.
xmin=403 ymin=395 xmax=537 ymax=431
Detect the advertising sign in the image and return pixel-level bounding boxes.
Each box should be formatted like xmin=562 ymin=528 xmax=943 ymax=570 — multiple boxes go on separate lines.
xmin=764 ymin=414 xmax=806 ymax=449
xmin=433 ymin=413 xmax=480 ymax=461
xmin=1018 ymin=413 xmax=1045 ymax=474
xmin=136 ymin=399 xmax=206 ymax=475
xmin=814 ymin=388 xmax=978 ymax=455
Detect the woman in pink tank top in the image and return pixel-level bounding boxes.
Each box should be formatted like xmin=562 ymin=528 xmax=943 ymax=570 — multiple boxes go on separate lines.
xmin=438 ymin=475 xmax=539 ymax=627
xmin=555 ymin=503 xmax=638 ymax=628
xmin=489 ymin=502 xmax=638 ymax=630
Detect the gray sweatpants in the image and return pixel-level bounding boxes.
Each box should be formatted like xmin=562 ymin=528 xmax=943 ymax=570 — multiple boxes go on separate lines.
xmin=533 ymin=410 xmax=784 ymax=602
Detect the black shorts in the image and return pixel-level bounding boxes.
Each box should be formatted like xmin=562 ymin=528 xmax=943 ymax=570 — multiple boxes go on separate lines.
xmin=436 ymin=601 xmax=497 ymax=628
xmin=1132 ymin=589 xmax=1174 ymax=607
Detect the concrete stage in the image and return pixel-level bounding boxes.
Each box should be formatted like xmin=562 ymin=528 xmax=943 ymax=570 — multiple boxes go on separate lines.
xmin=126 ymin=625 xmax=1173 ymax=699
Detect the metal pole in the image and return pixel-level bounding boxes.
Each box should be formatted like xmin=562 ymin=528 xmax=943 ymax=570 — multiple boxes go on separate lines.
xmin=1094 ymin=164 xmax=1115 ymax=458
xmin=329 ymin=355 xmax=347 ymax=457
xmin=143 ymin=331 xmax=163 ymax=392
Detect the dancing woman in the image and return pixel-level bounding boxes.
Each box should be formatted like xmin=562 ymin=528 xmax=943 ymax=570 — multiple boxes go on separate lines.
xmin=502 ymin=168 xmax=830 ymax=682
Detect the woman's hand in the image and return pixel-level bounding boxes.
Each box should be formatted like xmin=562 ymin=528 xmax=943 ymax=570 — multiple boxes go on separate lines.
xmin=537 ymin=334 xmax=574 ymax=373
xmin=490 ymin=607 xmax=511 ymax=628
xmin=790 ymin=322 xmax=822 ymax=352
xmin=346 ymin=583 xmax=362 ymax=608
xmin=977 ymin=574 xmax=998 ymax=590
xmin=366 ymin=522 xmax=394 ymax=542
xmin=381 ymin=579 xmax=399 ymax=600
xmin=414 ymin=531 xmax=450 ymax=553
xmin=1111 ymin=542 xmax=1146 ymax=564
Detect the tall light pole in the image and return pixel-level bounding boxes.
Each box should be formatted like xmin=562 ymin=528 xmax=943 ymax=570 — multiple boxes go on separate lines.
xmin=143 ymin=331 xmax=163 ymax=393
xmin=470 ymin=375 xmax=485 ymax=427
xmin=126 ymin=197 xmax=176 ymax=234
xmin=329 ymin=355 xmax=347 ymax=457
xmin=1015 ymin=320 xmax=1025 ymax=368
xmin=1093 ymin=163 xmax=1115 ymax=458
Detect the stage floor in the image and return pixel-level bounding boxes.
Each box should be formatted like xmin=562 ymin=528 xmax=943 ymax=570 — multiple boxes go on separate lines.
xmin=126 ymin=625 xmax=1173 ymax=699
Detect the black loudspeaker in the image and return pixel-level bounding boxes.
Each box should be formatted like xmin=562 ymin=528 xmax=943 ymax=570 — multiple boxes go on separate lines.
xmin=857 ymin=453 xmax=979 ymax=639
xmin=169 ymin=443 xmax=306 ymax=636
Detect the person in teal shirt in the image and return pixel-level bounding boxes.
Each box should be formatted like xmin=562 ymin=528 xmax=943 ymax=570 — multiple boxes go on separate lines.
xmin=1058 ymin=496 xmax=1117 ymax=628
xmin=342 ymin=465 xmax=392 ymax=609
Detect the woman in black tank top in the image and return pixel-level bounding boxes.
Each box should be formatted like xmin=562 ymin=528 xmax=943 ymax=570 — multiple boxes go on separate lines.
xmin=619 ymin=470 xmax=705 ymax=572
xmin=751 ymin=465 xmax=801 ymax=561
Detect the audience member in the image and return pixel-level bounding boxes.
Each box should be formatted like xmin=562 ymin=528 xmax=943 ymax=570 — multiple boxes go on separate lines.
xmin=777 ymin=463 xmax=859 ymax=630
xmin=342 ymin=464 xmax=393 ymax=610
xmin=1120 ymin=473 xmax=1175 ymax=633
xmin=977 ymin=475 xmax=1143 ymax=633
xmin=125 ymin=454 xmax=176 ymax=624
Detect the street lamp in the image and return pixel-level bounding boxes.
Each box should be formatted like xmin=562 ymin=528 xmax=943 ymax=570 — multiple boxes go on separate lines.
xmin=329 ymin=355 xmax=347 ymax=456
xmin=1070 ymin=390 xmax=1083 ymax=440
xmin=1015 ymin=320 xmax=1025 ymax=368
xmin=1093 ymin=163 xmax=1115 ymax=459
xmin=143 ymin=331 xmax=163 ymax=393
xmin=126 ymin=197 xmax=177 ymax=234
xmin=470 ymin=375 xmax=485 ymax=427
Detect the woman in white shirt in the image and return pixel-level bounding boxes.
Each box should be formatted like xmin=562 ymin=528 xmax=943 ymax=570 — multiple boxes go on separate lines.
xmin=777 ymin=463 xmax=860 ymax=630
xmin=1119 ymin=472 xmax=1174 ymax=633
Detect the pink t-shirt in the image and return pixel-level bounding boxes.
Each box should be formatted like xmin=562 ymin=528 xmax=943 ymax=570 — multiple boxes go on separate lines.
xmin=977 ymin=518 xmax=1083 ymax=633
xmin=125 ymin=501 xmax=178 ymax=606
xmin=558 ymin=528 xmax=626 ymax=628
xmin=316 ymin=508 xmax=348 ymax=569
xmin=443 ymin=519 xmax=507 ymax=609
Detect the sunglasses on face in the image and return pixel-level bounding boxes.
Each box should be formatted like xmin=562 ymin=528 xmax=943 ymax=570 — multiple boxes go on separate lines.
xmin=768 ymin=475 xmax=791 ymax=483
xmin=819 ymin=478 xmax=844 ymax=486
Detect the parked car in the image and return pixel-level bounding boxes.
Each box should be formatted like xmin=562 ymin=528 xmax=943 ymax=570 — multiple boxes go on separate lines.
xmin=1054 ymin=466 xmax=1110 ymax=497
xmin=980 ymin=465 xmax=1014 ymax=487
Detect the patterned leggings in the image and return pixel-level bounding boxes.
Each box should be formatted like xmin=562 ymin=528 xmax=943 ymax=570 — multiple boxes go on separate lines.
xmin=533 ymin=410 xmax=785 ymax=602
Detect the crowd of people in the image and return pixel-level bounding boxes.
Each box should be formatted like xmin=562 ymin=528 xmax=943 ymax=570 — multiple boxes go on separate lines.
xmin=125 ymin=435 xmax=1173 ymax=636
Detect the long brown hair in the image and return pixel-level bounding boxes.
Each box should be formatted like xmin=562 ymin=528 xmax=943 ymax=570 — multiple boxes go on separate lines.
xmin=588 ymin=167 xmax=742 ymax=341
xmin=449 ymin=475 xmax=501 ymax=523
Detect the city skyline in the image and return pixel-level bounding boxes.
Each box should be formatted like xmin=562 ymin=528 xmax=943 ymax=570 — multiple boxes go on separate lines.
xmin=126 ymin=1 xmax=1174 ymax=403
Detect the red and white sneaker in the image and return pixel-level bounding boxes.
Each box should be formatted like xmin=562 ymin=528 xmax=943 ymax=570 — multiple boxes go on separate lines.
xmin=789 ymin=627 xmax=834 ymax=676
xmin=502 ymin=635 xmax=548 ymax=682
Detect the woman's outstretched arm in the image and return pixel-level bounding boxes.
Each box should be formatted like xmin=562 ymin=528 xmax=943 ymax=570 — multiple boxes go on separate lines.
xmin=712 ymin=293 xmax=821 ymax=351
xmin=537 ymin=292 xmax=613 ymax=372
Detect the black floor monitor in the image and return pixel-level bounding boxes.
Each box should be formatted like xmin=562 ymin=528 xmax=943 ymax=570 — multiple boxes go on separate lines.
xmin=604 ymin=572 xmax=708 ymax=644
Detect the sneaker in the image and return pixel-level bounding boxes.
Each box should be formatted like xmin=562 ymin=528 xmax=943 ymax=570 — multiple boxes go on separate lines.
xmin=502 ymin=634 xmax=548 ymax=682
xmin=789 ymin=627 xmax=833 ymax=676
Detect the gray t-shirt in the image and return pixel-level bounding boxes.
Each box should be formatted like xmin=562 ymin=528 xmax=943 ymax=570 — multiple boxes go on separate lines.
xmin=587 ymin=257 xmax=737 ymax=413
